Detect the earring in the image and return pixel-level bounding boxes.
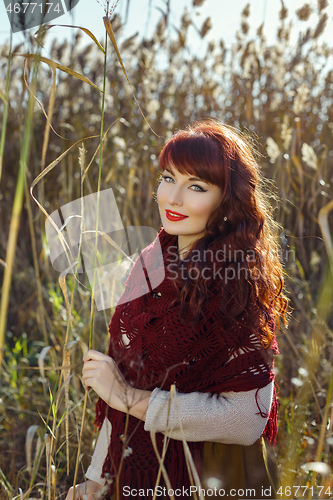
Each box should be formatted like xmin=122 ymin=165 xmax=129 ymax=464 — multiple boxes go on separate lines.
xmin=223 ymin=216 xmax=228 ymax=221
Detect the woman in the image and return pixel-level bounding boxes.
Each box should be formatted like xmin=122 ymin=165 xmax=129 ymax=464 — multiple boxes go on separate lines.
xmin=66 ymin=120 xmax=288 ymax=500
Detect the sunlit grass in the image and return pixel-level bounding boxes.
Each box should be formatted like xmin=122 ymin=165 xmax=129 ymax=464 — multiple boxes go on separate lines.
xmin=0 ymin=0 xmax=332 ymax=498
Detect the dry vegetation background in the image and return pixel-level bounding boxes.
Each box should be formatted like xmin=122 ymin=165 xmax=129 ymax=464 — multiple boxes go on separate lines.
xmin=0 ymin=0 xmax=333 ymax=498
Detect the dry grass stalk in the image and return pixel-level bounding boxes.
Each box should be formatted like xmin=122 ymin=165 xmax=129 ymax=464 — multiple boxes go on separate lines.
xmin=24 ymin=176 xmax=48 ymax=344
xmin=0 ymin=1 xmax=332 ymax=496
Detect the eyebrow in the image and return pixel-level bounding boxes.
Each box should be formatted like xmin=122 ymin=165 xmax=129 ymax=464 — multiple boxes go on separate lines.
xmin=188 ymin=177 xmax=207 ymax=183
xmin=164 ymin=169 xmax=208 ymax=184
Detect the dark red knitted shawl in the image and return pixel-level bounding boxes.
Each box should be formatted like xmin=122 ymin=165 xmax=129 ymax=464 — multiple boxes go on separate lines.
xmin=94 ymin=227 xmax=279 ymax=499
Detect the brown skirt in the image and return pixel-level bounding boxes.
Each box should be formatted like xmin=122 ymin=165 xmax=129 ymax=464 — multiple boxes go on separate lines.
xmin=200 ymin=438 xmax=279 ymax=499
xmin=109 ymin=438 xmax=279 ymax=499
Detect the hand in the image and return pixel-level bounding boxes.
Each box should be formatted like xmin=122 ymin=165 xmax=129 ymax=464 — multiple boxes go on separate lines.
xmin=65 ymin=480 xmax=103 ymax=500
xmin=82 ymin=350 xmax=131 ymax=413
xmin=82 ymin=350 xmax=150 ymax=419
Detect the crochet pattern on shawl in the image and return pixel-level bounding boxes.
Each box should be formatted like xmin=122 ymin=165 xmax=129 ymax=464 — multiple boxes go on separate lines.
xmin=94 ymin=227 xmax=279 ymax=498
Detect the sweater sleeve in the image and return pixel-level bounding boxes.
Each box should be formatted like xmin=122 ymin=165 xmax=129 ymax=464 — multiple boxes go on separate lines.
xmin=85 ymin=418 xmax=111 ymax=485
xmin=144 ymin=381 xmax=274 ymax=446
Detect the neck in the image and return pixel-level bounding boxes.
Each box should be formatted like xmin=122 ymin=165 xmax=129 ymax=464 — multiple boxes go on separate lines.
xmin=177 ymin=234 xmax=202 ymax=260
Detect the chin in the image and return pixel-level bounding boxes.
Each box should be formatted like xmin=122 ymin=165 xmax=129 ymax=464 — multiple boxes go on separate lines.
xmin=162 ymin=224 xmax=179 ymax=235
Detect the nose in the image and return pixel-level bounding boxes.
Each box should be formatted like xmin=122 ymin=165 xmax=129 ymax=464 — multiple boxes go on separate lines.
xmin=167 ymin=185 xmax=183 ymax=207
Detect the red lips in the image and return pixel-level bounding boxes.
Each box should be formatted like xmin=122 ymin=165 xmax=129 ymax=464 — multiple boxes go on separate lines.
xmin=165 ymin=210 xmax=188 ymax=221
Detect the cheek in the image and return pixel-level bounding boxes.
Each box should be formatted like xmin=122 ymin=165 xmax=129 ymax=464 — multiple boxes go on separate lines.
xmin=189 ymin=199 xmax=217 ymax=218
xmin=205 ymin=193 xmax=223 ymax=215
xmin=156 ymin=184 xmax=170 ymax=211
xmin=191 ymin=198 xmax=222 ymax=221
xmin=212 ymin=196 xmax=223 ymax=213
xmin=156 ymin=183 xmax=164 ymax=204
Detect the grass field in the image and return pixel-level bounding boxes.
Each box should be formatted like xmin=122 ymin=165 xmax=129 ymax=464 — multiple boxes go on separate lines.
xmin=0 ymin=1 xmax=332 ymax=498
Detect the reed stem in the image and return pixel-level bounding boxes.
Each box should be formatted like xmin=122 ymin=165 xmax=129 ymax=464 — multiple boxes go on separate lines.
xmin=0 ymin=32 xmax=12 ymax=184
xmin=0 ymin=54 xmax=40 ymax=366
xmin=72 ymin=29 xmax=108 ymax=495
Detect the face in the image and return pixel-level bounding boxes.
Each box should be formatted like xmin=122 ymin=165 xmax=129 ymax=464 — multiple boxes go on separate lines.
xmin=156 ymin=164 xmax=223 ymax=254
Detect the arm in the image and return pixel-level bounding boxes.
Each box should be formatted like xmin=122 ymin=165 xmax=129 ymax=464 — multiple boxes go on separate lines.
xmin=64 ymin=421 xmax=111 ymax=499
xmin=84 ymin=384 xmax=273 ymax=488
xmin=85 ymin=418 xmax=112 ymax=485
xmin=82 ymin=350 xmax=273 ymax=449
xmin=144 ymin=381 xmax=274 ymax=446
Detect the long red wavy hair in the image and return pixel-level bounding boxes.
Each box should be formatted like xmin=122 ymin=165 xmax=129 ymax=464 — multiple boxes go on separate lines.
xmin=156 ymin=119 xmax=288 ymax=347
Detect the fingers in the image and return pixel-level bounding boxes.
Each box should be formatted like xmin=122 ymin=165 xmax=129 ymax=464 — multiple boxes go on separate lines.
xmin=81 ymin=369 xmax=95 ymax=389
xmin=83 ymin=349 xmax=110 ymax=363
xmin=81 ymin=356 xmax=112 ymax=390
xmin=82 ymin=367 xmax=117 ymax=390
xmin=82 ymin=360 xmax=112 ymax=382
xmin=65 ymin=485 xmax=83 ymax=500
xmin=82 ymin=360 xmax=101 ymax=370
xmin=80 ymin=351 xmax=129 ymax=406
xmin=66 ymin=481 xmax=103 ymax=500
xmin=82 ymin=358 xmax=118 ymax=382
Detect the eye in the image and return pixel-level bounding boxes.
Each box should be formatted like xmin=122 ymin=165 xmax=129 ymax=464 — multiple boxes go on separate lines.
xmin=162 ymin=175 xmax=207 ymax=193
xmin=191 ymin=185 xmax=206 ymax=192
xmin=162 ymin=175 xmax=174 ymax=183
